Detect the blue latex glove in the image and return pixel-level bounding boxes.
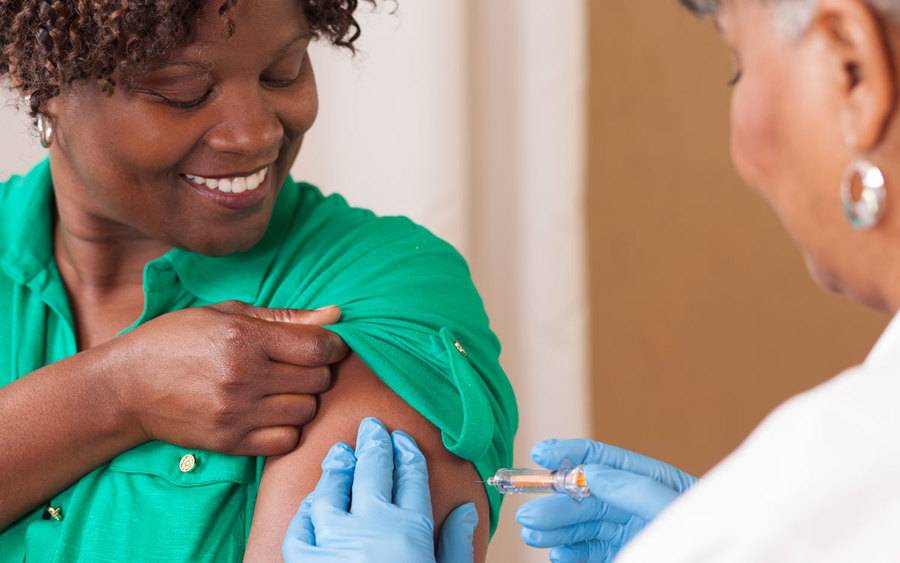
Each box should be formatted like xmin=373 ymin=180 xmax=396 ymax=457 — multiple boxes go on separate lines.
xmin=516 ymin=439 xmax=696 ymax=563
xmin=282 ymin=417 xmax=478 ymax=563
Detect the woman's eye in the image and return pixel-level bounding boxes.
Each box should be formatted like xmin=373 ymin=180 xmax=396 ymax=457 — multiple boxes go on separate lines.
xmin=263 ymin=76 xmax=299 ymax=88
xmin=727 ymin=69 xmax=743 ymax=87
xmin=159 ymin=88 xmax=214 ymax=109
xmin=137 ymin=87 xmax=212 ymax=110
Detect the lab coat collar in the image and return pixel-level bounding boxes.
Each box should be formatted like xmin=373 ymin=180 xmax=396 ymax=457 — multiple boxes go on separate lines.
xmin=863 ymin=313 xmax=900 ymax=368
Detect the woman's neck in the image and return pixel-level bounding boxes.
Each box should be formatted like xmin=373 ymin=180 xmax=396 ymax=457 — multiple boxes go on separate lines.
xmin=53 ymin=208 xmax=171 ymax=293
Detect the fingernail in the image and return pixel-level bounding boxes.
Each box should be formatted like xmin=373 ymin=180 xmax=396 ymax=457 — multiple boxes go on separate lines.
xmin=461 ymin=502 xmax=478 ymax=526
xmin=321 ymin=442 xmax=355 ymax=470
xmin=391 ymin=430 xmax=423 ymax=462
xmin=360 ymin=417 xmax=386 ymax=435
xmin=392 ymin=429 xmax=418 ymax=448
xmin=315 ymin=305 xmax=338 ymax=311
xmin=582 ymin=465 xmax=614 ymax=494
xmin=515 ymin=504 xmax=534 ymax=525
xmin=356 ymin=417 xmax=389 ymax=451
xmin=550 ymin=546 xmax=573 ymax=563
xmin=519 ymin=526 xmax=539 ymax=547
xmin=531 ymin=439 xmax=554 ymax=460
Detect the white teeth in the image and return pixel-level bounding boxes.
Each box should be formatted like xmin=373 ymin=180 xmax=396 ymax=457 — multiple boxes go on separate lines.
xmin=185 ymin=168 xmax=268 ymax=194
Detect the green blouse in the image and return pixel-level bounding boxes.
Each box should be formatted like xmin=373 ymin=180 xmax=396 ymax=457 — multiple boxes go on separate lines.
xmin=0 ymin=159 xmax=517 ymax=562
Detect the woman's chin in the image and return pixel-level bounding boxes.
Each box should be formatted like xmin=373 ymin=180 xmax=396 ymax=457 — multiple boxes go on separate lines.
xmin=803 ymin=253 xmax=844 ymax=294
xmin=803 ymin=252 xmax=893 ymax=311
xmin=178 ymin=230 xmax=267 ymax=257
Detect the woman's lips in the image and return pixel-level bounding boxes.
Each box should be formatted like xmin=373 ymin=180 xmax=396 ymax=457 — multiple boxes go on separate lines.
xmin=180 ymin=167 xmax=271 ymax=210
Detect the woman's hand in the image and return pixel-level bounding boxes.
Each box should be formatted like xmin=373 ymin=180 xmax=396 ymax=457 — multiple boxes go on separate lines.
xmin=282 ymin=417 xmax=478 ymax=563
xmin=516 ymin=439 xmax=696 ymax=562
xmin=103 ymin=301 xmax=349 ymax=456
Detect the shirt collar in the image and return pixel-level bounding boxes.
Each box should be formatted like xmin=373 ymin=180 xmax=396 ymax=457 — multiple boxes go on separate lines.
xmin=863 ymin=313 xmax=900 ymax=368
xmin=0 ymin=157 xmax=298 ymax=304
xmin=0 ymin=158 xmax=55 ymax=285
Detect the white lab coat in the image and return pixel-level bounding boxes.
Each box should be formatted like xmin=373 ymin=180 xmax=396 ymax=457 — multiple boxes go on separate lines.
xmin=616 ymin=314 xmax=900 ymax=563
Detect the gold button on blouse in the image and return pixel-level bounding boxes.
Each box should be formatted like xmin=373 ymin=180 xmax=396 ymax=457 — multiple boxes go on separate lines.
xmin=179 ymin=454 xmax=197 ymax=473
xmin=44 ymin=506 xmax=64 ymax=521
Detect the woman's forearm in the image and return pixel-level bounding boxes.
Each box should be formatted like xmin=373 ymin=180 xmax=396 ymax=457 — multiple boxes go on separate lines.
xmin=0 ymin=346 xmax=143 ymax=529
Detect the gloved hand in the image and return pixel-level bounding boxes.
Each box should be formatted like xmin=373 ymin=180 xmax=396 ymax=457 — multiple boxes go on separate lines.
xmin=282 ymin=417 xmax=478 ymax=563
xmin=516 ymin=439 xmax=696 ymax=563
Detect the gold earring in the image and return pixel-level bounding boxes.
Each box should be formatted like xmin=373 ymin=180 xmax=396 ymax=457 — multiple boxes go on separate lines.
xmin=37 ymin=113 xmax=54 ymax=148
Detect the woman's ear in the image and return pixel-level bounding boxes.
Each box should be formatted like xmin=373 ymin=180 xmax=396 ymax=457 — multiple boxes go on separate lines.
xmin=813 ymin=0 xmax=895 ymax=150
xmin=44 ymin=96 xmax=60 ymax=120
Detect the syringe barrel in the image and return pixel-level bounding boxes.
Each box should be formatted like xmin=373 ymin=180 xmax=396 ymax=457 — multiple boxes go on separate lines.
xmin=486 ymin=468 xmax=557 ymax=495
xmin=485 ymin=465 xmax=591 ymax=500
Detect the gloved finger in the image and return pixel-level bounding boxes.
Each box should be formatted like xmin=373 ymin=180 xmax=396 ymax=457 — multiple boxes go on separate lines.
xmin=391 ymin=430 xmax=433 ymax=519
xmin=310 ymin=442 xmax=355 ymax=520
xmin=550 ymin=540 xmax=618 ymax=563
xmin=351 ymin=417 xmax=394 ymax=515
xmin=532 ymin=440 xmax=695 ymax=492
xmin=584 ymin=465 xmax=682 ymax=522
xmin=437 ymin=502 xmax=478 ymax=563
xmin=516 ymin=493 xmax=633 ymax=529
xmin=284 ymin=497 xmax=315 ymax=548
xmin=520 ymin=518 xmax=626 ymax=549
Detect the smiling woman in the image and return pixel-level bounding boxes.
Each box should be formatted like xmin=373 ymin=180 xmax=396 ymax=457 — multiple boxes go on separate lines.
xmin=0 ymin=1 xmax=515 ymax=562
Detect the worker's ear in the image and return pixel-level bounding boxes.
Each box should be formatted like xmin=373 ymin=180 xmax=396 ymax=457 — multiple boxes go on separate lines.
xmin=811 ymin=0 xmax=895 ymax=150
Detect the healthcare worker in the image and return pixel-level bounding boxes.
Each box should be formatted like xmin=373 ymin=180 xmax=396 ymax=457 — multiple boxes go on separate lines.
xmin=285 ymin=0 xmax=900 ymax=560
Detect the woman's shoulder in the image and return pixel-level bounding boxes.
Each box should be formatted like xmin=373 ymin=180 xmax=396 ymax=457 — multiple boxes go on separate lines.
xmin=0 ymin=159 xmax=51 ymax=200
xmin=288 ymin=180 xmax=457 ymax=250
xmin=274 ymin=179 xmax=471 ymax=288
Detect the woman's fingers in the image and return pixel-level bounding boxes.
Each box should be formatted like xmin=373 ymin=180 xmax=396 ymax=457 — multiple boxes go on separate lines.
xmin=310 ymin=443 xmax=356 ymax=521
xmin=550 ymin=540 xmax=618 ymax=563
xmin=532 ymin=439 xmax=696 ymax=492
xmin=258 ymin=321 xmax=349 ymax=367
xmin=516 ymin=494 xmax=633 ymax=529
xmin=520 ymin=518 xmax=628 ymax=549
xmin=583 ymin=466 xmax=683 ymax=521
xmin=245 ymin=305 xmax=342 ymax=326
xmin=235 ymin=425 xmax=301 ymax=456
xmin=391 ymin=430 xmax=433 ymax=519
xmin=350 ymin=418 xmax=395 ymax=516
xmin=284 ymin=497 xmax=316 ymax=548
xmin=259 ymin=364 xmax=332 ymax=395
xmin=251 ymin=393 xmax=319 ymax=428
xmin=531 ymin=439 xmax=652 ymax=474
xmin=437 ymin=503 xmax=478 ymax=563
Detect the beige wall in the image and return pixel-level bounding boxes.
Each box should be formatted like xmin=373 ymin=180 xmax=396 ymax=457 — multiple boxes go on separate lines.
xmin=587 ymin=0 xmax=888 ymax=475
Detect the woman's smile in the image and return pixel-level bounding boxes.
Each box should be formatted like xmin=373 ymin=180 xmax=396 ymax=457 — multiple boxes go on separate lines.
xmin=181 ymin=166 xmax=272 ymax=210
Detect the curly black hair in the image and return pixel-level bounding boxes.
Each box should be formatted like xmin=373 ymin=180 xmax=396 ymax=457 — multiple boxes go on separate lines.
xmin=0 ymin=0 xmax=376 ymax=118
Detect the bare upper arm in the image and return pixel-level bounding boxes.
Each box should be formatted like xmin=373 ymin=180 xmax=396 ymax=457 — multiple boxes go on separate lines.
xmin=243 ymin=353 xmax=490 ymax=562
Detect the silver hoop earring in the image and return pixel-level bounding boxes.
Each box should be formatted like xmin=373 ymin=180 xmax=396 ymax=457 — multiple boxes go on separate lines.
xmin=840 ymin=158 xmax=886 ymax=230
xmin=37 ymin=113 xmax=53 ymax=148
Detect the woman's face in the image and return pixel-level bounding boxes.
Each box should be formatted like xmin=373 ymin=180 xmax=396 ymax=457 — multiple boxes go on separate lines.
xmin=48 ymin=0 xmax=317 ymax=256
xmin=718 ymin=0 xmax=895 ymax=303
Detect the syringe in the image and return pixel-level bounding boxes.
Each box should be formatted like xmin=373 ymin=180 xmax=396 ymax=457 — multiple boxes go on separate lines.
xmin=484 ymin=464 xmax=590 ymax=501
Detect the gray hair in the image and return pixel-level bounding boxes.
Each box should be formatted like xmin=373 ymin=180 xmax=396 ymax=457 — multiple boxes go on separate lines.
xmin=680 ymin=0 xmax=899 ymax=35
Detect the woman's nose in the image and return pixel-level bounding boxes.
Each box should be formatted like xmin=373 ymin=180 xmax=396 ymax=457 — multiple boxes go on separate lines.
xmin=205 ymin=86 xmax=283 ymax=156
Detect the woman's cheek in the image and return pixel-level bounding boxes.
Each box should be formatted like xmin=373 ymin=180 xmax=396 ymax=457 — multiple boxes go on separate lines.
xmin=729 ymin=80 xmax=785 ymax=207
